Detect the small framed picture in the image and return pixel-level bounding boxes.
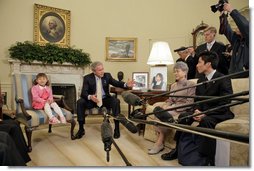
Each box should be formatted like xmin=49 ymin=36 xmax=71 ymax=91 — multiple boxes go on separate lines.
xmin=105 ymin=37 xmax=137 ymax=62
xmin=34 ymin=4 xmax=71 ymax=47
xmin=149 ymin=66 xmax=167 ymax=91
xmin=132 ymin=72 xmax=149 ymax=90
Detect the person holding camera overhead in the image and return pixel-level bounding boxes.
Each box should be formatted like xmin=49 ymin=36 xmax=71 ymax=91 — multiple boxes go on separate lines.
xmin=218 ymin=1 xmax=249 ymax=77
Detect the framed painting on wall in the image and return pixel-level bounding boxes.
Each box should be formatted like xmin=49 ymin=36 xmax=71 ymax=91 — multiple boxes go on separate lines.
xmin=34 ymin=4 xmax=70 ymax=47
xmin=149 ymin=66 xmax=167 ymax=91
xmin=132 ymin=72 xmax=149 ymax=90
xmin=105 ymin=37 xmax=137 ymax=62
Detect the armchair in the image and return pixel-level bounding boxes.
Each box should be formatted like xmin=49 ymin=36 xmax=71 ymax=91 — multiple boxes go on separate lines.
xmin=12 ymin=74 xmax=76 ymax=152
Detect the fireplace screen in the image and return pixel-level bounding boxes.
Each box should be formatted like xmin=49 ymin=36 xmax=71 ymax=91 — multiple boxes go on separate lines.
xmin=52 ymin=83 xmax=76 ymax=114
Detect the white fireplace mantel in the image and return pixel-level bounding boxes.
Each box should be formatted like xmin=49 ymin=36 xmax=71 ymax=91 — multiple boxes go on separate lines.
xmin=9 ymin=59 xmax=86 ymax=99
xmin=8 ymin=59 xmax=85 ymax=75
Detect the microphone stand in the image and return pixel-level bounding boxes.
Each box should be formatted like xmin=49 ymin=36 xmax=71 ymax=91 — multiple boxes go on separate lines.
xmin=144 ymin=91 xmax=249 ymax=117
xmin=143 ymin=70 xmax=249 ymax=101
xmin=176 ymin=100 xmax=248 ymax=123
xmin=141 ymin=94 xmax=249 ymax=102
xmin=102 ymin=113 xmax=111 ymax=162
xmin=129 ymin=118 xmax=249 ymax=145
xmin=104 ymin=113 xmax=132 ymax=166
xmin=112 ymin=139 xmax=132 ymax=166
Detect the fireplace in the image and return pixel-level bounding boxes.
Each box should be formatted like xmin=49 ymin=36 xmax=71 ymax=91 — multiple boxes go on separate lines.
xmin=52 ymin=83 xmax=76 ymax=113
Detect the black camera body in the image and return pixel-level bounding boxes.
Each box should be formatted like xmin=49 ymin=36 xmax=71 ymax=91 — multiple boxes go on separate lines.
xmin=211 ymin=0 xmax=228 ymax=13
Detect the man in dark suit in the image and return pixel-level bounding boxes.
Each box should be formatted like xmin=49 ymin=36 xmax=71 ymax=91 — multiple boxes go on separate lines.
xmin=194 ymin=26 xmax=229 ymax=76
xmin=174 ymin=46 xmax=196 ymax=79
xmin=75 ymin=61 xmax=134 ymax=139
xmin=193 ymin=51 xmax=234 ymax=165
xmin=161 ymin=51 xmax=234 ymax=165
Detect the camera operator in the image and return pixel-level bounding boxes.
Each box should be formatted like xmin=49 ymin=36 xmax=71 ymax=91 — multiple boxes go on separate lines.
xmin=219 ymin=2 xmax=249 ymax=78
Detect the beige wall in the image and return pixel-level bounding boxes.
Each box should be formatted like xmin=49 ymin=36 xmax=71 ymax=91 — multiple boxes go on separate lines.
xmin=0 ymin=0 xmax=249 ymax=109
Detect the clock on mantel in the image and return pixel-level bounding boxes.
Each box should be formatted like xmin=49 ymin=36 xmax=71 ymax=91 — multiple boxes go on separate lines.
xmin=191 ymin=21 xmax=209 ymax=49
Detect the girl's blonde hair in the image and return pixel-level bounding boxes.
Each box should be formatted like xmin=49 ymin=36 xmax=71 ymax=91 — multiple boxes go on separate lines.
xmin=33 ymin=73 xmax=50 ymax=86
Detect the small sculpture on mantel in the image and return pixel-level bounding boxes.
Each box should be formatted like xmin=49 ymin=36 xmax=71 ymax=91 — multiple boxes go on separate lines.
xmin=117 ymin=71 xmax=124 ymax=81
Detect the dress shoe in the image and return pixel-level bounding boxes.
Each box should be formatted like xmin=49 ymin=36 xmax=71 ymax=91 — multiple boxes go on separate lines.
xmin=113 ymin=129 xmax=120 ymax=139
xmin=148 ymin=144 xmax=164 ymax=155
xmin=161 ymin=148 xmax=178 ymax=160
xmin=75 ymin=129 xmax=85 ymax=139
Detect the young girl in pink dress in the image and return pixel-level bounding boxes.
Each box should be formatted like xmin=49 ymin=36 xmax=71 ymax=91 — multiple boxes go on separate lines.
xmin=31 ymin=73 xmax=66 ymax=124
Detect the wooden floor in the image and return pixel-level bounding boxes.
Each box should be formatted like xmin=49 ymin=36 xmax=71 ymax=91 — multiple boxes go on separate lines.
xmin=26 ymin=122 xmax=180 ymax=167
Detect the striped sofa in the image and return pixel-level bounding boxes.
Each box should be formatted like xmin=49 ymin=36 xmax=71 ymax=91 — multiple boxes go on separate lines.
xmin=12 ymin=74 xmax=76 ymax=152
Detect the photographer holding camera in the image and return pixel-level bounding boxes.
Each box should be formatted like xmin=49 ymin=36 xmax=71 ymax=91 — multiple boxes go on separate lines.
xmin=217 ymin=1 xmax=249 ymax=77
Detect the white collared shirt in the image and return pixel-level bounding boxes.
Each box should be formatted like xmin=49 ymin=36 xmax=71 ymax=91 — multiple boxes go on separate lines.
xmin=207 ymin=40 xmax=215 ymax=50
xmin=205 ymin=70 xmax=216 ymax=81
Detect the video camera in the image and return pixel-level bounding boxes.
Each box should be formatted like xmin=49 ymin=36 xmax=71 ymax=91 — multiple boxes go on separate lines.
xmin=211 ymin=0 xmax=228 ymax=13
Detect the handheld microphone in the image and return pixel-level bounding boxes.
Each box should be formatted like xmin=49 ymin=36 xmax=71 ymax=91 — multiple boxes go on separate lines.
xmin=116 ymin=114 xmax=138 ymax=133
xmin=122 ymin=91 xmax=143 ymax=106
xmin=101 ymin=109 xmax=113 ymax=162
xmin=153 ymin=106 xmax=175 ymax=123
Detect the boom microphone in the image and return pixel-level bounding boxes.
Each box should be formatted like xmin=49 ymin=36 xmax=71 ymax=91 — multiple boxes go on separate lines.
xmin=130 ymin=109 xmax=147 ymax=119
xmin=130 ymin=118 xmax=249 ymax=145
xmin=122 ymin=91 xmax=143 ymax=106
xmin=101 ymin=117 xmax=113 ymax=162
xmin=116 ymin=114 xmax=138 ymax=133
xmin=153 ymin=106 xmax=175 ymax=123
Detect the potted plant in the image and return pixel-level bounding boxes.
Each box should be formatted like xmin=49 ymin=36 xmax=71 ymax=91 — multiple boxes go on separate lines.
xmin=9 ymin=41 xmax=92 ymax=67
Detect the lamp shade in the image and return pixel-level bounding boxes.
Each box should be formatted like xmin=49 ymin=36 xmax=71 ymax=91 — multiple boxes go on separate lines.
xmin=147 ymin=41 xmax=174 ymax=65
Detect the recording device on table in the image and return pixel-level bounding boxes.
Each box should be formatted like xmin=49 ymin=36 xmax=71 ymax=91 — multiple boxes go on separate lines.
xmin=211 ymin=0 xmax=228 ymax=13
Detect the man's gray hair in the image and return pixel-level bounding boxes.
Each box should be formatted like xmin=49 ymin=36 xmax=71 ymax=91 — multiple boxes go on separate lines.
xmin=173 ymin=61 xmax=189 ymax=73
xmin=90 ymin=61 xmax=103 ymax=71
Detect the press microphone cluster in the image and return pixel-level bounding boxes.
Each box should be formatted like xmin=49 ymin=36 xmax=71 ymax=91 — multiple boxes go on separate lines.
xmin=122 ymin=91 xmax=144 ymax=106
xmin=130 ymin=107 xmax=176 ymax=123
xmin=116 ymin=114 xmax=138 ymax=134
xmin=100 ymin=108 xmax=133 ymax=165
xmin=130 ymin=109 xmax=147 ymax=119
xmin=101 ymin=107 xmax=138 ymax=134
xmin=101 ymin=107 xmax=113 ymax=162
xmin=153 ymin=106 xmax=175 ymax=123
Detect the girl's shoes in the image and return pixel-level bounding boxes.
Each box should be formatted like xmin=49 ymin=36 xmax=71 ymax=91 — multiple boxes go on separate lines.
xmin=49 ymin=116 xmax=60 ymax=124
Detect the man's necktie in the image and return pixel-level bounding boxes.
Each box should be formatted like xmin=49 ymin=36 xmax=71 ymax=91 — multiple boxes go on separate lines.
xmin=204 ymin=77 xmax=208 ymax=89
xmin=96 ymin=78 xmax=103 ymax=107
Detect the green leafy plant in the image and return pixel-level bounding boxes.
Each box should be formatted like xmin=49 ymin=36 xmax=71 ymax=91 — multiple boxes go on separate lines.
xmin=9 ymin=41 xmax=92 ymax=67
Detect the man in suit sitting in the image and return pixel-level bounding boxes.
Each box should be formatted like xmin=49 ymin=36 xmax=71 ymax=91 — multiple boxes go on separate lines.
xmin=75 ymin=61 xmax=134 ymax=139
xmin=194 ymin=26 xmax=229 ymax=76
xmin=188 ymin=51 xmax=234 ymax=165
